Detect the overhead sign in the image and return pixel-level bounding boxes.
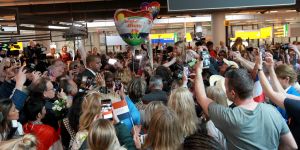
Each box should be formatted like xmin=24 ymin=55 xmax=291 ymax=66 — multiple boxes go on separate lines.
xmin=168 ymin=0 xmax=296 ymax=11
xmin=150 ymin=33 xmax=175 ymax=43
xmin=234 ymin=30 xmax=261 ymax=40
xmin=260 ymin=27 xmax=272 ymax=39
xmin=185 ymin=33 xmax=193 ymax=42
xmin=9 ymin=42 xmax=23 ymax=51
xmin=274 ymin=24 xmax=289 ymax=38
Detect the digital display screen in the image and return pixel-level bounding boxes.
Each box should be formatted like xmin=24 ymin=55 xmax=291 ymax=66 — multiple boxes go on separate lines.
xmin=168 ymin=0 xmax=296 ymax=11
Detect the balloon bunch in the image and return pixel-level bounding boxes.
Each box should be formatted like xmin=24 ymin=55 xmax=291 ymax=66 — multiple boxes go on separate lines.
xmin=114 ymin=2 xmax=160 ymax=46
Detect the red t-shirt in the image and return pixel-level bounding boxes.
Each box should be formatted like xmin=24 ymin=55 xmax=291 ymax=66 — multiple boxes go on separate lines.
xmin=209 ymin=50 xmax=217 ymax=59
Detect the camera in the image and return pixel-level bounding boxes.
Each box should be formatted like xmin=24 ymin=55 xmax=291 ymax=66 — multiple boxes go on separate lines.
xmin=246 ymin=47 xmax=253 ymax=52
xmin=281 ymin=43 xmax=289 ymax=50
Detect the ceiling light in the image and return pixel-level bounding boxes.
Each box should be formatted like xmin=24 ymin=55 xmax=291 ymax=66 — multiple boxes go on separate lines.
xmin=48 ymin=26 xmax=69 ymax=29
xmin=269 ymin=11 xmax=278 ymax=13
xmin=286 ymin=10 xmax=296 ymax=12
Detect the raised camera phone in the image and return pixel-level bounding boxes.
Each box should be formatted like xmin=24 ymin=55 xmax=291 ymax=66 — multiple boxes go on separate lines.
xmin=201 ymin=51 xmax=210 ymax=69
xmin=114 ymin=80 xmax=122 ymax=91
xmin=101 ymin=99 xmax=113 ymax=120
xmin=183 ymin=66 xmax=189 ymax=77
xmin=260 ymin=45 xmax=266 ymax=60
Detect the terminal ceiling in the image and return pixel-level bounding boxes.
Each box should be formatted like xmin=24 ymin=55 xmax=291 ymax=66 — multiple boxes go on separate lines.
xmin=0 ymin=0 xmax=299 ymax=31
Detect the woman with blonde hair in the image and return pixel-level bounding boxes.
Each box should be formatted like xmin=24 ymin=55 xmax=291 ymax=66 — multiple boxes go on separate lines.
xmin=142 ymin=101 xmax=164 ymax=130
xmin=0 ymin=134 xmax=37 ymax=150
xmin=143 ymin=106 xmax=184 ymax=150
xmin=206 ymin=86 xmax=228 ymax=107
xmin=88 ymin=119 xmax=126 ymax=150
xmin=71 ymin=92 xmax=103 ymax=149
xmin=168 ymin=87 xmax=199 ymax=137
xmin=72 ymin=92 xmax=137 ymax=150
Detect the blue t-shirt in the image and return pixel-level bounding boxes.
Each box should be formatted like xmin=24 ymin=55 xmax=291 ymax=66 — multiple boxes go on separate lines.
xmin=122 ymin=96 xmax=141 ymax=132
xmin=277 ymin=86 xmax=300 ymax=122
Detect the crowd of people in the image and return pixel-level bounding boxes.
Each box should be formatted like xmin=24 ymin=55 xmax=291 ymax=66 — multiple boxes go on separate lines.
xmin=0 ymin=38 xmax=299 ymax=150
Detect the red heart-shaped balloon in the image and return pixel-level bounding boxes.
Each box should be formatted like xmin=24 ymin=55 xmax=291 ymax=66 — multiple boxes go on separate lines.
xmin=141 ymin=1 xmax=160 ymax=19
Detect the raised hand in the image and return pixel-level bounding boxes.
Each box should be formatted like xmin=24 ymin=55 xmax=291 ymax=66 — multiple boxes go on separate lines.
xmin=264 ymin=52 xmax=274 ymax=69
xmin=32 ymin=71 xmax=42 ymax=83
xmin=95 ymin=73 xmax=105 ymax=87
xmin=15 ymin=66 xmax=27 ymax=90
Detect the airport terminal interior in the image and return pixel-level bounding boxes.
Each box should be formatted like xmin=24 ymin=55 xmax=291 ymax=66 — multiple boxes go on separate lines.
xmin=0 ymin=0 xmax=300 ymax=150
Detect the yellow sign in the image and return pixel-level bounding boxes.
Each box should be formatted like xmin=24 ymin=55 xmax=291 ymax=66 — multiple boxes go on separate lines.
xmin=260 ymin=27 xmax=272 ymax=39
xmin=149 ymin=33 xmax=174 ymax=39
xmin=9 ymin=42 xmax=23 ymax=51
xmin=185 ymin=33 xmax=193 ymax=42
xmin=234 ymin=30 xmax=261 ymax=40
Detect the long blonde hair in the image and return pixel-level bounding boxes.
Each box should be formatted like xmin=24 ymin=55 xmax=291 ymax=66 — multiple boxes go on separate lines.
xmin=143 ymin=101 xmax=165 ymax=129
xmin=79 ymin=92 xmax=103 ymax=131
xmin=88 ymin=119 xmax=126 ymax=150
xmin=206 ymin=86 xmax=228 ymax=107
xmin=0 ymin=134 xmax=37 ymax=150
xmin=144 ymin=106 xmax=184 ymax=150
xmin=168 ymin=87 xmax=199 ymax=137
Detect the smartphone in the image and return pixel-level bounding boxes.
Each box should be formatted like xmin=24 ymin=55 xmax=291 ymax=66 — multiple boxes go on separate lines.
xmin=108 ymin=59 xmax=117 ymax=65
xmin=99 ymin=87 xmax=109 ymax=94
xmin=85 ymin=76 xmax=95 ymax=88
xmin=114 ymin=80 xmax=122 ymax=91
xmin=80 ymin=76 xmax=88 ymax=89
xmin=139 ymin=134 xmax=147 ymax=145
xmin=260 ymin=45 xmax=266 ymax=60
xmin=201 ymin=51 xmax=210 ymax=69
xmin=183 ymin=66 xmax=189 ymax=77
xmin=101 ymin=99 xmax=113 ymax=120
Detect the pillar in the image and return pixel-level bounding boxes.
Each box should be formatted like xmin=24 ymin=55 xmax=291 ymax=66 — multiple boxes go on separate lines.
xmin=92 ymin=32 xmax=100 ymax=52
xmin=211 ymin=12 xmax=226 ymax=47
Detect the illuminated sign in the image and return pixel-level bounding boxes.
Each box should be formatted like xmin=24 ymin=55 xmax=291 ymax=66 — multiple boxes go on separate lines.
xmin=260 ymin=27 xmax=273 ymax=39
xmin=150 ymin=33 xmax=175 ymax=43
xmin=9 ymin=42 xmax=23 ymax=51
xmin=185 ymin=33 xmax=193 ymax=42
xmin=274 ymin=24 xmax=289 ymax=37
xmin=233 ymin=30 xmax=261 ymax=40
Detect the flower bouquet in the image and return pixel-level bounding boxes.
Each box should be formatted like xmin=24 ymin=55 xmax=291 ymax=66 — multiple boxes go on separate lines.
xmin=52 ymin=98 xmax=68 ymax=120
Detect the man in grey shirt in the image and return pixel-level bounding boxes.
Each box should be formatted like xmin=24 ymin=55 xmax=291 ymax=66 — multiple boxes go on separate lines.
xmin=194 ymin=61 xmax=297 ymax=149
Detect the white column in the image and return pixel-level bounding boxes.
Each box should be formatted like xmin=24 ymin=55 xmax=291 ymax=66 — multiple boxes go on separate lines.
xmin=211 ymin=13 xmax=226 ymax=46
xmin=92 ymin=32 xmax=100 ymax=52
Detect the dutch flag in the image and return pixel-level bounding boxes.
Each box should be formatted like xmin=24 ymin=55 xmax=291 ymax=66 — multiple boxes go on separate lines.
xmin=112 ymin=100 xmax=131 ymax=120
xmin=253 ymin=75 xmax=265 ymax=103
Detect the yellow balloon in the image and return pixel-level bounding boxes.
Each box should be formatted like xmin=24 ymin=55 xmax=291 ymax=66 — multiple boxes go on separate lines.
xmin=117 ymin=13 xmax=125 ymax=21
